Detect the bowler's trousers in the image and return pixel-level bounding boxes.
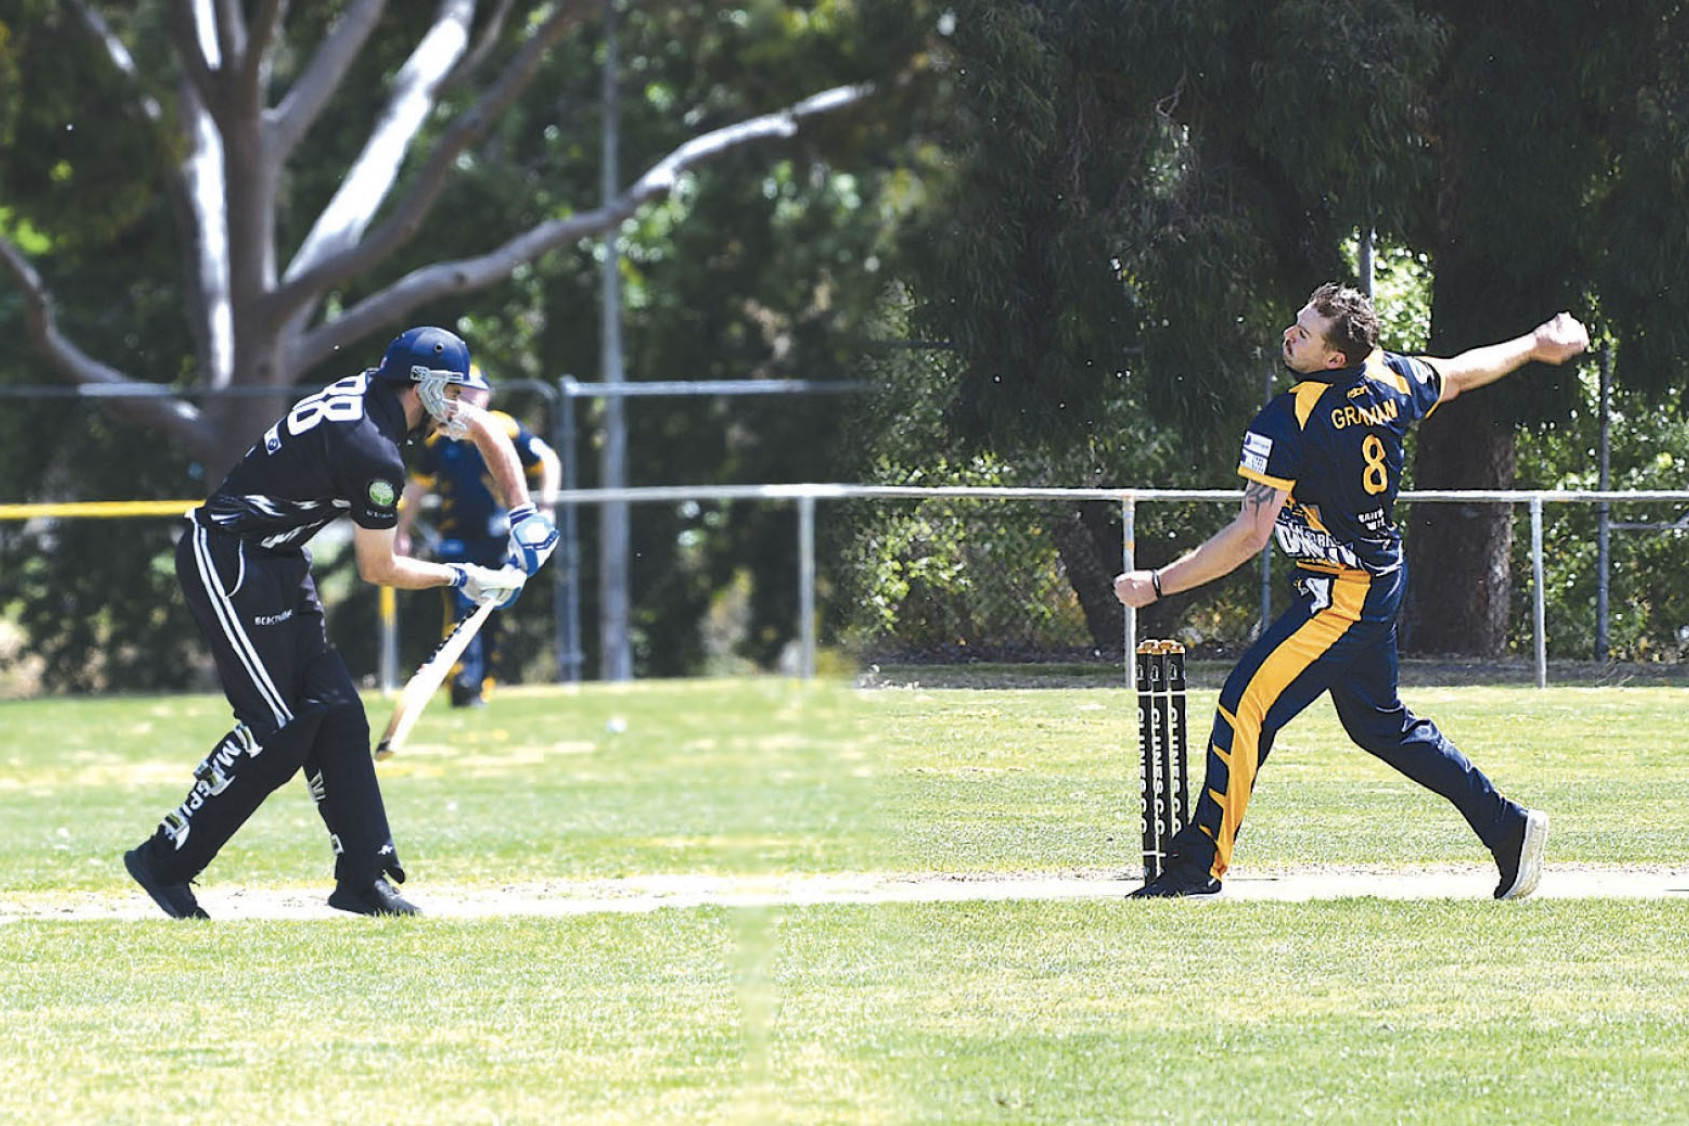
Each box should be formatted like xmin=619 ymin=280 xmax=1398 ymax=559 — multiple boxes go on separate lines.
xmin=1180 ymin=563 xmax=1522 ymax=880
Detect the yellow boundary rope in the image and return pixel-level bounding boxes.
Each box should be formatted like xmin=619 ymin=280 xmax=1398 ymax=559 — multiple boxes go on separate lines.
xmin=0 ymin=501 xmax=198 ymax=520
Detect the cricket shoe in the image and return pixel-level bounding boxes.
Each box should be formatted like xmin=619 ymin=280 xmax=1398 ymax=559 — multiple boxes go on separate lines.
xmin=124 ymin=846 xmax=210 ymax=920
xmin=328 ymin=876 xmax=422 ymax=916
xmin=1129 ymin=857 xmax=1222 ymax=900
xmin=1493 ymin=807 xmax=1549 ymax=901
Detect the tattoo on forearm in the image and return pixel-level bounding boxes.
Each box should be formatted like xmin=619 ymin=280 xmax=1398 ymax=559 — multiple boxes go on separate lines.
xmin=1244 ymin=481 xmax=1278 ymax=514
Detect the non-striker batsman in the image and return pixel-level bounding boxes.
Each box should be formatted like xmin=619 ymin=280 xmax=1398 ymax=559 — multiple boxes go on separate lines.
xmin=1114 ymin=283 xmax=1588 ymax=899
xmin=124 ymin=326 xmax=558 ymax=919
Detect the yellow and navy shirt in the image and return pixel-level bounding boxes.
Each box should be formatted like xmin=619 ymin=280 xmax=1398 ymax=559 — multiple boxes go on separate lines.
xmin=410 ymin=410 xmax=553 ymax=541
xmin=1237 ymin=350 xmax=1443 ymax=576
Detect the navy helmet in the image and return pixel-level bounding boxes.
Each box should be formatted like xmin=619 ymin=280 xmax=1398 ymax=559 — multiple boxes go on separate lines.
xmin=374 ymin=327 xmax=488 ymax=430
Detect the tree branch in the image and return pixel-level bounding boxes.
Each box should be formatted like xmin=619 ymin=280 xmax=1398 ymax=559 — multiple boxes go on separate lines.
xmin=211 ymin=0 xmax=245 ymax=71
xmin=241 ymin=0 xmax=287 ymax=93
xmin=165 ymin=0 xmax=219 ymax=110
xmin=293 ymin=83 xmax=875 ymax=370
xmin=0 ymin=237 xmax=214 ymax=451
xmin=295 ymin=197 xmax=641 ymax=370
xmin=630 ymin=84 xmax=874 ymax=204
xmin=457 ymin=0 xmax=522 ymax=84
xmin=66 ymin=0 xmax=164 ymax=123
xmin=271 ymin=0 xmax=596 ymax=318
xmin=268 ymin=0 xmax=388 ymax=161
xmin=69 ymin=0 xmax=228 ymax=392
xmin=275 ymin=0 xmax=479 ymax=291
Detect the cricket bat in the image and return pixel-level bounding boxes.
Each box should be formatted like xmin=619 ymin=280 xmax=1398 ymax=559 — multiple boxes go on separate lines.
xmin=375 ymin=599 xmax=498 ymax=760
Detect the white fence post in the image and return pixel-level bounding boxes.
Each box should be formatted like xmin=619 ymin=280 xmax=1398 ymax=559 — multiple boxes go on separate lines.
xmin=798 ymin=493 xmax=816 ymax=680
xmin=1532 ymin=494 xmax=1547 ymax=689
xmin=1121 ymin=495 xmax=1137 ymax=687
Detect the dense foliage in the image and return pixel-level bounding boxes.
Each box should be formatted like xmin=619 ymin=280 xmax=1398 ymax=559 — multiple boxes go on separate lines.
xmin=0 ymin=0 xmax=939 ymax=688
xmin=3 ymin=2 xmax=1687 ymax=689
xmin=853 ymin=0 xmax=1689 ymax=661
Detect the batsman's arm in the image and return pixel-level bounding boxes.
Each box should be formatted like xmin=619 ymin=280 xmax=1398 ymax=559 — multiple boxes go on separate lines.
xmin=1429 ymin=312 xmax=1589 ymax=405
xmin=1113 ymin=480 xmax=1287 ymax=609
xmin=454 ymin=402 xmax=533 ymax=511
xmin=354 ymin=525 xmax=463 ymax=590
xmin=393 ymin=479 xmax=427 ymax=557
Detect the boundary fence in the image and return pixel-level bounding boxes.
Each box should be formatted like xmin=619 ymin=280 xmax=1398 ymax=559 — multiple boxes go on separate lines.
xmin=4 ymin=486 xmax=1688 ymax=690
xmin=0 ymin=376 xmax=865 ymax=688
xmin=544 ymin=484 xmax=1689 ymax=689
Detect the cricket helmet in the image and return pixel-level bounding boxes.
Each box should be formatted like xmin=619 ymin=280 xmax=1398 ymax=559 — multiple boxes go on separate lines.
xmin=374 ymin=327 xmax=487 ymax=426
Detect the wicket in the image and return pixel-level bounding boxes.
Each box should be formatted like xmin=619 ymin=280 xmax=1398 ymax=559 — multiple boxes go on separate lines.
xmin=1136 ymin=640 xmax=1189 ymax=882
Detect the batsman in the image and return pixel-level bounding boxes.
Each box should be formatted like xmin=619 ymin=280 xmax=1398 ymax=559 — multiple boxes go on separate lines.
xmin=1115 ymin=283 xmax=1588 ymax=900
xmin=124 ymin=327 xmax=558 ymax=919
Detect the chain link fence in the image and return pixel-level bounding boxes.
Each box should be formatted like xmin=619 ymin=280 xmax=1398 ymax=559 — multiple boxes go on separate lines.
xmin=6 ymin=486 xmax=1689 ymax=695
xmin=534 ymin=485 xmax=1689 ymax=687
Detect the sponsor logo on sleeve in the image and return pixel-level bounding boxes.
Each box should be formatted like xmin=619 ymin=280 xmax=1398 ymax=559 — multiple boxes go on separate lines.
xmin=1240 ymin=431 xmax=1273 ymax=474
xmin=367 ymin=479 xmax=398 ymax=510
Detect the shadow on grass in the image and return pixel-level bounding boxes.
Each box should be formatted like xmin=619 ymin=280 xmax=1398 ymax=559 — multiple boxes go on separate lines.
xmin=858 ymin=658 xmax=1686 ymax=690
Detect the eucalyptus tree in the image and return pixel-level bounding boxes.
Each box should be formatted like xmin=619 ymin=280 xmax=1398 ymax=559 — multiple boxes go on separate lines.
xmin=891 ymin=0 xmax=1689 ymax=658
xmin=1403 ymin=0 xmax=1689 ymax=654
xmin=0 ymin=0 xmax=900 ymax=480
xmin=0 ymin=0 xmax=936 ymax=687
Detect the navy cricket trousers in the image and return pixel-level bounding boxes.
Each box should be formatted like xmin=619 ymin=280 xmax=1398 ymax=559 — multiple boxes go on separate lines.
xmin=1184 ymin=564 xmax=1521 ymax=880
xmin=138 ymin=519 xmax=401 ymax=886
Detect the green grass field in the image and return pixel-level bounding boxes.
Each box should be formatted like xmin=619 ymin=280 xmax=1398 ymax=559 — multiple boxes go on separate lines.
xmin=3 ymin=677 xmax=1689 ymax=1123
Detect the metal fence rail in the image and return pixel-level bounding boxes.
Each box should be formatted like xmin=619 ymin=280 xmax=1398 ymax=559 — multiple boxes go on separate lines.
xmin=5 ymin=485 xmax=1688 ymax=689
xmin=549 ymin=484 xmax=1689 ymax=688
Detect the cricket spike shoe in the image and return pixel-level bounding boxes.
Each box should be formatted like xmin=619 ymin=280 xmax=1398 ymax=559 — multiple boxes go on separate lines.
xmin=124 ymin=846 xmax=210 ymax=920
xmin=1493 ymin=807 xmax=1549 ymax=900
xmin=328 ymin=876 xmax=422 ymax=916
xmin=1129 ymin=856 xmax=1222 ymax=900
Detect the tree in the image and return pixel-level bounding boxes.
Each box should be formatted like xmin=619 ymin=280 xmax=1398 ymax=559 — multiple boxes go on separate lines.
xmin=1404 ymin=0 xmax=1689 ymax=655
xmin=882 ymin=0 xmax=1689 ymax=660
xmin=874 ymin=0 xmax=1444 ymax=653
xmin=0 ymin=0 xmax=892 ymax=479
xmin=0 ymin=1 xmax=938 ymax=688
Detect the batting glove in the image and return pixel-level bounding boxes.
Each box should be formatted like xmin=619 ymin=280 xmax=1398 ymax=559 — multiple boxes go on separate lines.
xmin=506 ymin=504 xmax=559 ymax=575
xmin=449 ymin=562 xmax=525 ymax=609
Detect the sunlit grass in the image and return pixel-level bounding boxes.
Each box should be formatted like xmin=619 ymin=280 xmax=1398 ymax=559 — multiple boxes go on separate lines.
xmin=3 ymin=678 xmax=1687 ymax=1123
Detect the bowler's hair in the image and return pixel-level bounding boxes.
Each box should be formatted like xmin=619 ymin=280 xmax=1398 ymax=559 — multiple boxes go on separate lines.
xmin=1307 ymin=282 xmax=1380 ymax=365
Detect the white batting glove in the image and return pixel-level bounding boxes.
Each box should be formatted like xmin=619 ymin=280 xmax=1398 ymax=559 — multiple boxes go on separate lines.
xmin=506 ymin=504 xmax=559 ymax=575
xmin=448 ymin=562 xmax=525 ymax=609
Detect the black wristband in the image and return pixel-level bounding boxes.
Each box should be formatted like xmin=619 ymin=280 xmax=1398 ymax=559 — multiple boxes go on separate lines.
xmin=1150 ymin=569 xmax=1164 ymax=598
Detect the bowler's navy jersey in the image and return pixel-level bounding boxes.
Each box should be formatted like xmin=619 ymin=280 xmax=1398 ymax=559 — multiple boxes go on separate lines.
xmin=1237 ymin=350 xmax=1443 ymax=576
xmin=410 ymin=411 xmax=551 ymax=541
xmin=195 ymin=374 xmax=410 ymax=551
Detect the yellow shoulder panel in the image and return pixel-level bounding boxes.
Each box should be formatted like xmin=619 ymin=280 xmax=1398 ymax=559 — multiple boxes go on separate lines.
xmin=1362 ymin=349 xmax=1409 ymax=394
xmin=1290 ymin=382 xmax=1327 ymax=429
xmin=491 ymin=410 xmax=522 ymax=440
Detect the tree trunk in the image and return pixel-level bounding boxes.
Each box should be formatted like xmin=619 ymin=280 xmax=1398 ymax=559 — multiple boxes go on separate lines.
xmin=1403 ymin=367 xmax=1516 ymax=657
xmin=1050 ymin=501 xmax=1185 ymax=655
xmin=1051 ymin=505 xmax=1123 ymax=652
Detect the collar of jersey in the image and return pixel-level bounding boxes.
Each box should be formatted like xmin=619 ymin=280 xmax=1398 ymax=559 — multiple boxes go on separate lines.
xmin=1297 ymin=347 xmax=1389 ymax=386
xmin=364 ymin=376 xmax=412 ymax=443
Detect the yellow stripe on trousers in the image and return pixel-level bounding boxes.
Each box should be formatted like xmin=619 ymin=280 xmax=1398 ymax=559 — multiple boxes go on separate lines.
xmin=1206 ymin=573 xmax=1369 ymax=879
